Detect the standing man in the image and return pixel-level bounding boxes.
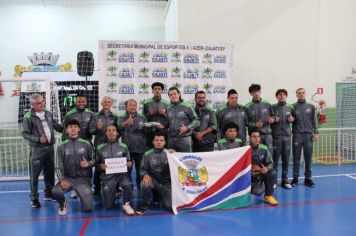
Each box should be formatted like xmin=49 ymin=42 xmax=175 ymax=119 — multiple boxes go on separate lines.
xmin=216 ymin=89 xmax=247 ymax=144
xmin=143 ymin=82 xmax=169 ymax=148
xmin=192 ymin=91 xmax=217 ymax=152
xmin=291 ymin=88 xmax=319 ymax=187
xmin=22 ymin=93 xmax=62 ymax=208
xmin=53 ymin=119 xmax=94 ymax=216
xmin=245 ymin=84 xmax=275 ymax=155
xmin=62 ymin=93 xmax=94 ymax=142
xmin=96 ymin=125 xmax=135 ymax=215
xmin=166 ymin=87 xmax=200 ymax=152
xmin=271 ymin=89 xmax=294 ymax=189
xmin=117 ymin=99 xmax=147 ymax=190
xmin=89 ymin=96 xmax=118 ymax=196
xmin=249 ymin=128 xmax=278 ymax=206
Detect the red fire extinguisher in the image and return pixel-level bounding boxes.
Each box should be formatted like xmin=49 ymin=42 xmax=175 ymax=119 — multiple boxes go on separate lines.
xmin=317 ymin=100 xmax=326 ymax=124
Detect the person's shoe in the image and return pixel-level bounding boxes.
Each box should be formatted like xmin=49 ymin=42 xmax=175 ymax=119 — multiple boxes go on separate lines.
xmin=264 ymin=196 xmax=278 ymax=206
xmin=70 ymin=190 xmax=78 ymax=199
xmin=291 ymin=177 xmax=298 ymax=187
xmin=281 ymin=181 xmax=292 ymax=189
xmin=273 ymin=184 xmax=277 ymax=189
xmin=136 ymin=205 xmax=148 ymax=215
xmin=122 ymin=202 xmax=135 ymax=216
xmin=304 ymin=178 xmax=315 ymax=188
xmin=31 ymin=199 xmax=41 ymax=208
xmin=58 ymin=200 xmax=68 ymax=216
xmin=44 ymin=195 xmax=56 ymax=201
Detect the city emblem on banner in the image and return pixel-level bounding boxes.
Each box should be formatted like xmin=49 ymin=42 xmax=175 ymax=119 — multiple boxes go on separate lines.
xmin=177 ymin=155 xmax=208 ymax=195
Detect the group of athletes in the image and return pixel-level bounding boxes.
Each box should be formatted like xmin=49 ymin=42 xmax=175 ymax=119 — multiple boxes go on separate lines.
xmin=22 ymin=82 xmax=319 ymax=216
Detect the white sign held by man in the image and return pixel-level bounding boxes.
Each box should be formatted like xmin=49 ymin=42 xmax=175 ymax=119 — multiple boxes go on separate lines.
xmin=105 ymin=158 xmax=127 ymax=174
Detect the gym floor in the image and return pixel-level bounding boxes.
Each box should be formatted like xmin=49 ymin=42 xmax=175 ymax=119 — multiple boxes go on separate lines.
xmin=0 ymin=164 xmax=355 ymax=236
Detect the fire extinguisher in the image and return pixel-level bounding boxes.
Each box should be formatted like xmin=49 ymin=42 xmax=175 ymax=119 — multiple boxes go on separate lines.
xmin=317 ymin=100 xmax=327 ymax=124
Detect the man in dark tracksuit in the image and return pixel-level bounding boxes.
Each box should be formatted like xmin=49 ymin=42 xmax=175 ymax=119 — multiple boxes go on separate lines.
xmin=22 ymin=94 xmax=63 ymax=208
xmin=217 ymin=89 xmax=247 ymax=144
xmin=193 ymin=91 xmax=217 ymax=152
xmin=166 ymin=87 xmax=200 ymax=152
xmin=96 ymin=125 xmax=134 ymax=215
xmin=137 ymin=131 xmax=172 ymax=215
xmin=249 ymin=128 xmax=278 ymax=206
xmin=218 ymin=122 xmax=243 ymax=150
xmin=62 ymin=94 xmax=94 ymax=142
xmin=143 ymin=82 xmax=169 ymax=148
xmin=53 ymin=119 xmax=94 ymax=216
xmin=271 ymin=89 xmax=295 ymax=189
xmin=117 ymin=99 xmax=147 ymax=190
xmin=245 ymin=84 xmax=275 ymax=155
xmin=89 ymin=96 xmax=118 ymax=196
xmin=291 ymin=88 xmax=319 ymax=188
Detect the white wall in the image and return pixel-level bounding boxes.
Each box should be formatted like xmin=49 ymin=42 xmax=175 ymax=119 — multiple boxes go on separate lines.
xmin=0 ymin=0 xmax=166 ymax=122
xmin=174 ymin=0 xmax=356 ymax=107
xmin=164 ymin=0 xmax=179 ymax=41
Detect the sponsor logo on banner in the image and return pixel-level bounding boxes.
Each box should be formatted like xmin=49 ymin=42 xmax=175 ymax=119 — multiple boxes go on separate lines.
xmin=106 ymin=65 xmax=118 ymax=77
xmin=203 ymin=83 xmax=213 ymax=93
xmin=213 ymin=85 xmax=227 ymax=94
xmin=184 ymin=53 xmax=199 ymax=63
xmin=214 ymin=54 xmax=226 ymax=63
xmin=119 ymin=52 xmax=135 ymax=62
xmin=214 ymin=70 xmax=226 ymax=78
xmin=106 ymin=50 xmax=118 ymax=61
xmin=152 ymin=68 xmax=168 ymax=78
xmin=139 ymin=83 xmax=150 ymax=94
xmin=202 ymin=68 xmax=213 ymax=79
xmin=171 ymin=52 xmax=182 ymax=63
xmin=119 ymin=68 xmax=134 ymax=78
xmin=212 ymin=101 xmax=226 ymax=109
xmin=118 ymin=101 xmax=126 ymax=111
xmin=177 ymin=155 xmax=208 ymax=195
xmin=152 ymin=52 xmax=168 ymax=63
xmin=139 ymin=52 xmax=150 ymax=63
xmin=171 ymin=67 xmax=182 ymax=78
xmin=183 ymin=68 xmax=199 ymax=79
xmin=183 ymin=84 xmax=199 ymax=94
xmin=202 ymin=53 xmax=213 ymax=63
xmin=106 ymin=81 xmax=118 ymax=93
xmin=171 ymin=82 xmax=182 ymax=90
xmin=119 ymin=84 xmax=135 ymax=94
xmin=112 ymin=98 xmax=118 ymax=109
xmin=139 ymin=67 xmax=150 ymax=78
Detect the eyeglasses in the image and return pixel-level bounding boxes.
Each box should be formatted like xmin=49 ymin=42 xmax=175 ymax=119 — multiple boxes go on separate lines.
xmin=33 ymin=100 xmax=44 ymax=105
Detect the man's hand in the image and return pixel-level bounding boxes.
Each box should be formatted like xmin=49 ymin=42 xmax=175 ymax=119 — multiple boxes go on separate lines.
xmin=275 ymin=116 xmax=280 ymax=123
xmin=312 ymin=134 xmax=319 ymax=142
xmin=143 ymin=174 xmax=152 ymax=187
xmin=179 ymin=122 xmax=188 ymax=134
xmin=268 ymin=116 xmax=274 ymax=124
xmin=193 ymin=131 xmax=204 ymax=141
xmin=260 ymin=164 xmax=269 ymax=174
xmin=288 ymin=114 xmax=295 ymax=123
xmin=255 ymin=120 xmax=263 ymax=128
xmin=158 ymin=108 xmax=167 ymax=117
xmin=99 ymin=163 xmax=107 ymax=171
xmin=125 ymin=114 xmax=134 ymax=126
xmin=251 ymin=165 xmax=261 ymax=172
xmin=60 ymin=180 xmax=70 ymax=190
xmin=127 ymin=160 xmax=133 ymax=169
xmin=80 ymin=158 xmax=90 ymax=168
xmin=39 ymin=135 xmax=48 ymax=144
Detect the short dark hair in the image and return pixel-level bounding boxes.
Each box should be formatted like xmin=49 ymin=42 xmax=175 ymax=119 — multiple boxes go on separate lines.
xmin=125 ymin=99 xmax=137 ymax=107
xmin=248 ymin=84 xmax=261 ymax=93
xmin=296 ymin=88 xmax=305 ymax=93
xmin=151 ymin=82 xmax=164 ymax=90
xmin=248 ymin=127 xmax=260 ymax=136
xmin=76 ymin=92 xmax=87 ymax=99
xmin=227 ymin=89 xmax=238 ymax=97
xmin=195 ymin=90 xmax=206 ymax=98
xmin=275 ymin=89 xmax=288 ymax=97
xmin=65 ymin=119 xmax=80 ymax=128
xmin=223 ymin=122 xmax=239 ymax=134
xmin=153 ymin=131 xmax=166 ymax=140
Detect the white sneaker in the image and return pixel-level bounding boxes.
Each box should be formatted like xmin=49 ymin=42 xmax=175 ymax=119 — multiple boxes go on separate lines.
xmin=273 ymin=184 xmax=277 ymax=189
xmin=71 ymin=190 xmax=78 ymax=198
xmin=58 ymin=200 xmax=68 ymax=216
xmin=122 ymin=202 xmax=135 ymax=216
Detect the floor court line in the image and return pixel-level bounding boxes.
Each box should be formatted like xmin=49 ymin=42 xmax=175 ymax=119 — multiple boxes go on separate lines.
xmin=345 ymin=175 xmax=356 ymax=180
xmin=78 ymin=218 xmax=91 ymax=236
xmin=1 ymin=197 xmax=356 ymax=224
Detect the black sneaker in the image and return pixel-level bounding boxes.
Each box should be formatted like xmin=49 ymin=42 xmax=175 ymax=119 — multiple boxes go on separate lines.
xmin=136 ymin=205 xmax=148 ymax=215
xmin=291 ymin=178 xmax=298 ymax=187
xmin=304 ymin=178 xmax=315 ymax=188
xmin=44 ymin=195 xmax=56 ymax=201
xmin=31 ymin=199 xmax=41 ymax=208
